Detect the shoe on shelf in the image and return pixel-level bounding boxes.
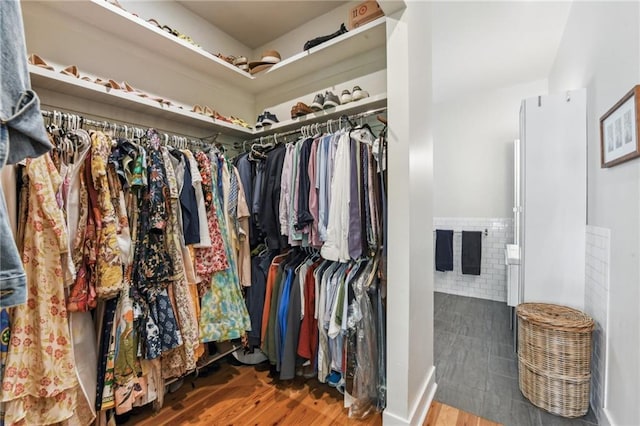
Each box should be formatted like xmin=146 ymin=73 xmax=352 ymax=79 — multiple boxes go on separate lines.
xmin=323 ymin=91 xmax=340 ymax=109
xmin=255 ymin=113 xmax=265 ymax=129
xmin=203 ymin=106 xmax=215 ymax=118
xmin=310 ymin=93 xmax=325 ymax=111
xmin=60 ymin=65 xmax=80 ymax=78
xmin=352 ymin=86 xmax=370 ymax=101
xmin=291 ymin=102 xmax=313 ymax=119
xmin=340 ymin=89 xmax=352 ymax=104
xmin=28 ymin=54 xmax=54 ymax=71
xmin=261 ymin=111 xmax=279 ymax=126
xmin=231 ymin=116 xmax=251 ymax=128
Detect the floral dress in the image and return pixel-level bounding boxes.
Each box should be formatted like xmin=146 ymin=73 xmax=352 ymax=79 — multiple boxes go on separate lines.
xmin=199 ymin=153 xmax=251 ymax=343
xmin=132 ymin=130 xmax=182 ymax=359
xmin=0 ymin=154 xmax=80 ymax=425
xmin=194 ymin=152 xmax=229 ymax=287
xmin=90 ymin=131 xmax=123 ymax=299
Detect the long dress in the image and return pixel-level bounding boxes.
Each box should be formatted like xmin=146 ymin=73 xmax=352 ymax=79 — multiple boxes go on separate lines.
xmin=198 ymin=153 xmax=251 ymax=342
xmin=0 ymin=154 xmax=80 ymax=425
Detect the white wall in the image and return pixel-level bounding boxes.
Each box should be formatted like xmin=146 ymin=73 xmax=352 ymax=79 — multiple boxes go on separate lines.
xmin=585 ymin=226 xmax=611 ymax=425
xmin=433 ymin=218 xmax=513 ymax=302
xmin=548 ymin=2 xmax=640 ymax=425
xmin=384 ymin=2 xmax=435 ymax=424
xmin=433 ymin=79 xmax=548 ymax=218
xmin=120 ymin=0 xmax=253 ymax=58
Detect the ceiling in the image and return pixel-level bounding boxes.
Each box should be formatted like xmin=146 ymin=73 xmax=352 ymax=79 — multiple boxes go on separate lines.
xmin=178 ymin=1 xmax=348 ymax=48
xmin=432 ymin=1 xmax=572 ymax=103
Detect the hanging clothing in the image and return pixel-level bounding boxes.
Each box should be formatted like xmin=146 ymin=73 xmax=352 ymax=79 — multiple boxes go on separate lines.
xmin=1 ymin=155 xmax=80 ymax=425
xmin=198 ymin=152 xmax=251 ymax=343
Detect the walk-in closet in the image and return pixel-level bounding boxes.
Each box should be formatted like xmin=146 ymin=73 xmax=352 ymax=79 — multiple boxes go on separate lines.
xmin=1 ymin=1 xmax=434 ymax=425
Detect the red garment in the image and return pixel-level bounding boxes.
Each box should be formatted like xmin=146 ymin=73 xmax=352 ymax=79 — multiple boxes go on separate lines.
xmin=260 ymin=254 xmax=288 ymax=345
xmin=297 ymin=260 xmax=321 ymax=361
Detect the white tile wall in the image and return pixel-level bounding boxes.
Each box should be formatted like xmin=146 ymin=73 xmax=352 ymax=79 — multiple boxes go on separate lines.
xmin=585 ymin=225 xmax=610 ymax=425
xmin=433 ymin=217 xmax=513 ymax=302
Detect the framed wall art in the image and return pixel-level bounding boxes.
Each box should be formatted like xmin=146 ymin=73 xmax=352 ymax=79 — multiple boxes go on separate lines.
xmin=600 ymin=85 xmax=640 ymax=168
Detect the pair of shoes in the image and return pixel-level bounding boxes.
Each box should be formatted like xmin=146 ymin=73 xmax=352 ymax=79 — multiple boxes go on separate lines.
xmin=233 ymin=56 xmax=249 ymax=72
xmin=215 ymin=112 xmax=233 ymax=123
xmin=303 ymin=23 xmax=348 ymax=51
xmin=339 ymin=86 xmax=370 ymax=104
xmin=310 ymin=91 xmax=341 ymax=110
xmin=192 ymin=105 xmax=215 ymax=118
xmin=28 ymin=54 xmax=54 ymax=71
xmin=230 ymin=116 xmax=251 ymax=128
xmin=352 ymin=86 xmax=370 ymax=101
xmin=148 ymin=18 xmax=202 ymax=48
xmin=255 ymin=111 xmax=279 ymax=128
xmin=291 ymin=102 xmax=314 ymax=119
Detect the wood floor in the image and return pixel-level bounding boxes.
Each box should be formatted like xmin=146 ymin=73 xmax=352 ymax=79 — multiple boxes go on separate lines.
xmin=120 ymin=360 xmax=499 ymax=426
xmin=425 ymin=401 xmax=501 ymax=426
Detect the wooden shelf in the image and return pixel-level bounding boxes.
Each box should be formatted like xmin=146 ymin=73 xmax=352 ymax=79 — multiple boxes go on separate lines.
xmin=29 ymin=65 xmax=253 ymax=138
xmin=37 ymin=1 xmax=385 ymax=94
xmin=253 ymin=93 xmax=387 ymax=136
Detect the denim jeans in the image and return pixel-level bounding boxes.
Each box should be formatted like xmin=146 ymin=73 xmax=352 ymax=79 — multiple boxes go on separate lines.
xmin=0 ymin=124 xmax=26 ymax=308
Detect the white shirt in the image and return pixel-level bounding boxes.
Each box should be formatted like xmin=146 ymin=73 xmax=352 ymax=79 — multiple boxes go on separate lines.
xmin=320 ymin=132 xmax=351 ymax=262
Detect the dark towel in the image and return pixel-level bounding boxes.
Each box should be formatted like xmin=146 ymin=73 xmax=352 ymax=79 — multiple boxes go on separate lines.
xmin=435 ymin=230 xmax=454 ymax=271
xmin=462 ymin=231 xmax=482 ymax=275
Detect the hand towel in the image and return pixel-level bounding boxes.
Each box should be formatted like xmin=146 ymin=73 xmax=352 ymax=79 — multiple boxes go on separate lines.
xmin=461 ymin=231 xmax=482 ymax=275
xmin=435 ymin=229 xmax=454 ymax=272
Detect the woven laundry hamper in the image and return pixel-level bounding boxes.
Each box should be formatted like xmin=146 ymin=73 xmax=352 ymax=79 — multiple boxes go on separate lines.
xmin=516 ymin=303 xmax=594 ymax=418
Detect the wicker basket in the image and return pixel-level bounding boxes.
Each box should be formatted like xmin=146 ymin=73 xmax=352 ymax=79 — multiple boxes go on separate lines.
xmin=516 ymin=303 xmax=595 ymax=418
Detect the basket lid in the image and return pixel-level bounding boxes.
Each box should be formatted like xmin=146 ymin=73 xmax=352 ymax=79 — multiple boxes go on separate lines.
xmin=516 ymin=303 xmax=594 ymax=332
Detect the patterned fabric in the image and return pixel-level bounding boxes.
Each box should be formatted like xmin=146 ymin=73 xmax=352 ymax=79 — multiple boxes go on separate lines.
xmin=0 ymin=309 xmax=9 ymax=426
xmin=132 ymin=130 xmax=182 ymax=360
xmin=113 ymin=283 xmax=137 ymax=414
xmin=160 ymin=148 xmax=199 ymax=375
xmin=95 ymin=298 xmax=118 ymax=412
xmin=199 ymin=153 xmax=252 ymax=343
xmin=194 ymin=152 xmax=229 ymax=287
xmin=228 ymin=162 xmax=239 ymax=235
xmin=90 ymin=131 xmax=124 ymax=299
xmin=0 ymin=155 xmax=80 ymax=425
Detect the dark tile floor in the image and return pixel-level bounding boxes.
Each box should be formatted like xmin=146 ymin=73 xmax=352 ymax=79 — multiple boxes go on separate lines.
xmin=434 ymin=292 xmax=598 ymax=426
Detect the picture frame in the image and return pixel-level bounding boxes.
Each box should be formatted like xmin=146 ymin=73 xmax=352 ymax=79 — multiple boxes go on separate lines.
xmin=600 ymin=85 xmax=640 ymax=168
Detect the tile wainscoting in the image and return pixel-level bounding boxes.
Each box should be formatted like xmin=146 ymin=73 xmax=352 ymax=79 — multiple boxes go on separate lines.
xmin=585 ymin=225 xmax=610 ymax=425
xmin=433 ymin=218 xmax=513 ymax=302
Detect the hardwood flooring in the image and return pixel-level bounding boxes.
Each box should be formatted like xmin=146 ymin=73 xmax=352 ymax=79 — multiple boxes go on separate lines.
xmin=425 ymin=401 xmax=501 ymax=426
xmin=119 ymin=360 xmax=499 ymax=426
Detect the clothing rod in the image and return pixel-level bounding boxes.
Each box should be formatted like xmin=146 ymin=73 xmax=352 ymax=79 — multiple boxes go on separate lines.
xmin=434 ymin=229 xmax=489 ymax=236
xmin=40 ymin=107 xmax=222 ymax=146
xmin=244 ymin=106 xmax=388 ymax=144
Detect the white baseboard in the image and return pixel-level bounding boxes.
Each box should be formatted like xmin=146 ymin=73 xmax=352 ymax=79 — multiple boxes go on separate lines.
xmin=382 ymin=366 xmax=437 ymax=425
xmin=601 ymin=408 xmax=615 ymax=426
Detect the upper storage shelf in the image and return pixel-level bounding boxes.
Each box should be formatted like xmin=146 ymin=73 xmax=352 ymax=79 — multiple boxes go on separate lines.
xmin=250 ymin=18 xmax=387 ymax=92
xmin=38 ymin=0 xmax=386 ymax=94
xmin=29 ymin=65 xmax=253 ymax=138
xmin=41 ymin=0 xmax=253 ymax=88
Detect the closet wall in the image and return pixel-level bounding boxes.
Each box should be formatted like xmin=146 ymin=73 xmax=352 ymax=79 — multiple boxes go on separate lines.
xmin=548 ymin=2 xmax=640 ymax=425
xmin=384 ymin=2 xmax=435 ymax=424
